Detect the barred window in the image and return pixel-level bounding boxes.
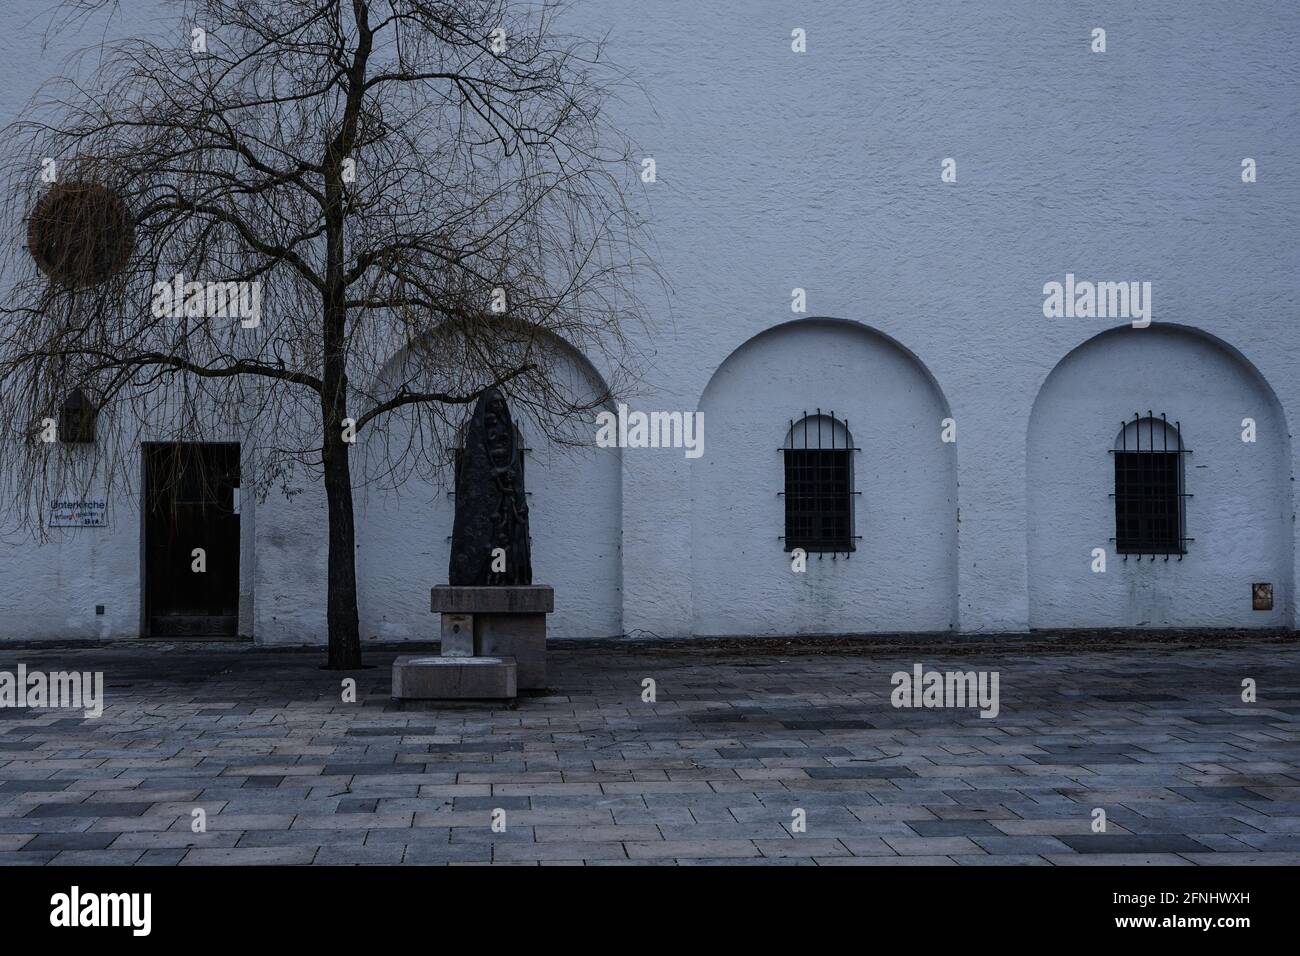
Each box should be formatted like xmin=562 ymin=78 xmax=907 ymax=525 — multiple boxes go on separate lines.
xmin=781 ymin=410 xmax=858 ymax=554
xmin=1112 ymin=412 xmax=1190 ymax=558
xmin=58 ymin=388 xmax=96 ymax=444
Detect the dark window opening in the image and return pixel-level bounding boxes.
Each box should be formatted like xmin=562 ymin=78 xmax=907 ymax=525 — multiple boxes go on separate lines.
xmin=58 ymin=388 xmax=96 ymax=444
xmin=781 ymin=411 xmax=858 ymax=554
xmin=1112 ymin=412 xmax=1190 ymax=557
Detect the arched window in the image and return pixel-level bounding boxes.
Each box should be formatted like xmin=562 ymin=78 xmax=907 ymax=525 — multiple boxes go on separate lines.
xmin=781 ymin=410 xmax=858 ymax=554
xmin=58 ymin=388 xmax=96 ymax=444
xmin=1112 ymin=412 xmax=1189 ymax=558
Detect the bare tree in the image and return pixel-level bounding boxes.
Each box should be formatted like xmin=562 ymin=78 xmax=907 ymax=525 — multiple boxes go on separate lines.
xmin=0 ymin=0 xmax=653 ymax=667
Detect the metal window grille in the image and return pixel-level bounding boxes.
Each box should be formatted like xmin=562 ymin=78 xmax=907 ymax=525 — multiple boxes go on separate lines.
xmin=1110 ymin=411 xmax=1191 ymax=559
xmin=779 ymin=410 xmax=860 ymax=555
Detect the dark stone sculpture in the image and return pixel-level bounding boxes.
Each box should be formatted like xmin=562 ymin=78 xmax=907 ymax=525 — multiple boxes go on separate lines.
xmin=449 ymin=388 xmax=533 ymax=586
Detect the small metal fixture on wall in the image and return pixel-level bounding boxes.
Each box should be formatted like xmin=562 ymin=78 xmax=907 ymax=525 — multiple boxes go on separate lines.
xmin=1252 ymin=583 xmax=1273 ymax=611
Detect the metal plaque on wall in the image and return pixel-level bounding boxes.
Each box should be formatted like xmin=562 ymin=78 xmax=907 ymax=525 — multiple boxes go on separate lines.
xmin=49 ymin=499 xmax=107 ymax=527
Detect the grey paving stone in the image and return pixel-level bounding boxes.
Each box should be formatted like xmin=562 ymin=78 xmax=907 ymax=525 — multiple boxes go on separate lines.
xmin=907 ymin=820 xmax=1004 ymax=837
xmin=955 ymin=854 xmax=1052 ymax=866
xmin=0 ymin=641 xmax=1294 ymax=867
xmin=25 ymin=802 xmax=153 ymax=818
xmin=337 ymin=798 xmax=379 ymax=813
xmin=0 ymin=780 xmax=72 ymax=793
xmin=49 ymin=850 xmax=147 ymax=865
xmin=1179 ymin=852 xmax=1300 ymax=865
xmin=0 ymin=850 xmax=56 ymax=865
xmin=137 ymin=849 xmax=188 ymax=865
xmin=818 ymin=854 xmax=958 ymax=866
xmin=1231 ymin=833 xmax=1300 ymax=851
xmin=1057 ymin=834 xmax=1215 ymax=854
xmin=1046 ymin=853 xmax=1195 ymax=866
xmin=533 ymin=825 xmax=662 ymax=843
xmin=236 ymin=829 xmax=366 ymax=848
xmin=399 ymin=842 xmax=494 ymax=864
xmin=624 ymin=840 xmax=760 ymax=860
xmin=314 ymin=845 xmax=405 ymax=865
xmin=23 ymin=832 xmax=117 ymax=851
xmin=884 ymin=835 xmax=987 ymax=856
xmin=362 ymin=827 xmax=452 ymax=845
xmin=804 ymin=767 xmax=918 ymax=779
xmin=109 ymin=831 xmax=242 ymax=849
xmin=757 ymin=838 xmax=848 ymax=858
xmin=970 ymin=835 xmax=1074 ymax=855
xmin=180 ymin=847 xmax=318 ymax=865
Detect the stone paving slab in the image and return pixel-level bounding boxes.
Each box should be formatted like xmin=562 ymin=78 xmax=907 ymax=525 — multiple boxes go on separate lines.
xmin=0 ymin=639 xmax=1296 ymax=865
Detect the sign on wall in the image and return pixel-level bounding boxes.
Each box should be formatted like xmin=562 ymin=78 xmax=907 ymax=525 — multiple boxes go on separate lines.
xmin=49 ymin=499 xmax=107 ymax=527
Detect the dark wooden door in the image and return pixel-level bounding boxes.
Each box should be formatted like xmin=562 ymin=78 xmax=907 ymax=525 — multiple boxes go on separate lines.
xmin=144 ymin=443 xmax=241 ymax=636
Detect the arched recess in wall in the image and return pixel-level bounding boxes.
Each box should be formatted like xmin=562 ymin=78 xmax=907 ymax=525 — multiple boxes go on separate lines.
xmin=691 ymin=318 xmax=958 ymax=637
xmin=353 ymin=329 xmax=622 ymax=641
xmin=1026 ymin=323 xmax=1294 ymax=629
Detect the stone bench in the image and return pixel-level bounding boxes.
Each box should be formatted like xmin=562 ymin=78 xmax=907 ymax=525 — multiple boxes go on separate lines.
xmin=391 ymin=656 xmax=517 ymax=702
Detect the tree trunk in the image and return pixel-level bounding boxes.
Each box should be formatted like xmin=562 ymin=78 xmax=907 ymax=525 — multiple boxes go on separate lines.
xmin=319 ymin=0 xmax=371 ymax=670
xmin=322 ymin=415 xmax=362 ymax=669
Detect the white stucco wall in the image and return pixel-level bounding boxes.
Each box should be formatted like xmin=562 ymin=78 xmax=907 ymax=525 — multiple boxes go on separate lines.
xmin=692 ymin=319 xmax=957 ymax=636
xmin=351 ymin=337 xmax=623 ymax=645
xmin=1028 ymin=325 xmax=1294 ymax=628
xmin=0 ymin=1 xmax=1297 ymax=642
xmin=0 ymin=429 xmax=258 ymax=642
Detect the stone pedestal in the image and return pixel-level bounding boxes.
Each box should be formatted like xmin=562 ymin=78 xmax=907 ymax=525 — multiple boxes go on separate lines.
xmin=391 ymin=656 xmax=516 ymax=701
xmin=430 ymin=586 xmax=553 ymax=690
xmin=440 ymin=614 xmax=474 ymax=656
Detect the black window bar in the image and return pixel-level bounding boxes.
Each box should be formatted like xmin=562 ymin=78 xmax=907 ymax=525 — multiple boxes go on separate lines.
xmin=778 ymin=409 xmax=861 ymax=557
xmin=1109 ymin=411 xmax=1192 ymax=561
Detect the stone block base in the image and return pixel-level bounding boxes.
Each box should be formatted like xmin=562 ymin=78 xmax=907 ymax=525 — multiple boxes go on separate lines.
xmin=440 ymin=613 xmax=474 ymax=657
xmin=475 ymin=614 xmax=546 ymax=689
xmin=430 ymin=586 xmax=554 ymax=614
xmin=391 ymin=656 xmax=517 ymax=701
xmin=431 ymin=585 xmax=551 ymax=690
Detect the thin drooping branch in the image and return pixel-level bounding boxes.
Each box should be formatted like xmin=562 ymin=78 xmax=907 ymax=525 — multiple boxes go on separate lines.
xmin=0 ymin=0 xmax=659 ymax=663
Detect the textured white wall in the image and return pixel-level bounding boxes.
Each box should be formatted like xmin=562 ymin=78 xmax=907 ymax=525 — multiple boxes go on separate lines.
xmin=351 ymin=339 xmax=623 ymax=645
xmin=0 ymin=430 xmax=257 ymax=642
xmin=692 ymin=319 xmax=957 ymax=636
xmin=0 ymin=1 xmax=1297 ymax=641
xmin=1027 ymin=325 xmax=1293 ymax=628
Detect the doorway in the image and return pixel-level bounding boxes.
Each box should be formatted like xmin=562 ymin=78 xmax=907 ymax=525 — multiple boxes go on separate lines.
xmin=143 ymin=442 xmax=241 ymax=637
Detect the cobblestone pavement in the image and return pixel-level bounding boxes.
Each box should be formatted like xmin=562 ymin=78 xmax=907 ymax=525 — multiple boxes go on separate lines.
xmin=0 ymin=638 xmax=1297 ymax=865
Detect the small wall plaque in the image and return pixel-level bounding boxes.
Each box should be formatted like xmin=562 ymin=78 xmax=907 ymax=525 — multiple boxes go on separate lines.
xmin=1252 ymin=583 xmax=1273 ymax=611
xmin=49 ymin=498 xmax=106 ymax=527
